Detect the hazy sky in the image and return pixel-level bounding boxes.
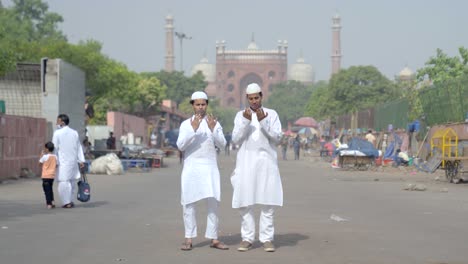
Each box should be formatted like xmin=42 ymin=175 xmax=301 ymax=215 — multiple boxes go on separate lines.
xmin=16 ymin=0 xmax=468 ymax=81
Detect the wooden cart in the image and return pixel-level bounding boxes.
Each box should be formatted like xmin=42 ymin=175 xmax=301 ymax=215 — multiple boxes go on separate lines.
xmin=339 ymin=155 xmax=375 ymax=171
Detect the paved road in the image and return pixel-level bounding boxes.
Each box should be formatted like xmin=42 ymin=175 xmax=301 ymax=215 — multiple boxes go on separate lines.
xmin=1 ymin=151 xmax=468 ymax=264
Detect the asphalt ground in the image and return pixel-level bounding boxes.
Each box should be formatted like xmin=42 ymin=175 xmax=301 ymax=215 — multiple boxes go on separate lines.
xmin=1 ymin=149 xmax=468 ymax=264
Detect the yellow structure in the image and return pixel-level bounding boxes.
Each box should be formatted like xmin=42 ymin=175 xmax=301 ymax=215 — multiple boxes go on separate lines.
xmin=430 ymin=128 xmax=458 ymax=167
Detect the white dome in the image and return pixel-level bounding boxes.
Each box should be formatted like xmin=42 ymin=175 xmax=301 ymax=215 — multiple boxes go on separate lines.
xmin=288 ymin=57 xmax=314 ymax=83
xmin=247 ymin=41 xmax=259 ymax=50
xmin=191 ymin=57 xmax=216 ymax=82
xmin=399 ymin=66 xmax=414 ymax=77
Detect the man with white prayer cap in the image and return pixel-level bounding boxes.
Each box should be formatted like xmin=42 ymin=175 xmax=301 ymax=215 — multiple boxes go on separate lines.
xmin=177 ymin=91 xmax=229 ymax=251
xmin=231 ymin=83 xmax=283 ymax=252
xmin=52 ymin=114 xmax=85 ymax=208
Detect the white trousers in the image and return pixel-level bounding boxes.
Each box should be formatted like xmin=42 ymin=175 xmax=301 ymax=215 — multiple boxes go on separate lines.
xmin=183 ymin=197 xmax=219 ymax=239
xmin=239 ymin=205 xmax=275 ymax=243
xmin=58 ymin=179 xmax=76 ymax=205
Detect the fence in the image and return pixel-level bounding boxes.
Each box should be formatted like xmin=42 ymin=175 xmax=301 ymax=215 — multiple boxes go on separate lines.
xmin=419 ymin=77 xmax=468 ymax=126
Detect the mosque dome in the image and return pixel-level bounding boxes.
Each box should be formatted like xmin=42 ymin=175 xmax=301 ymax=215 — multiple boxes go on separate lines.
xmin=288 ymin=56 xmax=315 ymax=84
xmin=399 ymin=66 xmax=414 ymax=78
xmin=247 ymin=41 xmax=259 ymax=50
xmin=191 ymin=56 xmax=216 ymax=82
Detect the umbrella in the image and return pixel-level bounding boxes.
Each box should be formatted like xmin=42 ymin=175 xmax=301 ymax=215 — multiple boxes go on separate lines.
xmin=283 ymin=130 xmax=293 ymax=136
xmin=294 ymin=117 xmax=318 ymax=128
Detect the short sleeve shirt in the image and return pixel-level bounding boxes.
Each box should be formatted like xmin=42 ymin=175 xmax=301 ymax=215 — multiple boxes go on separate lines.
xmin=39 ymin=154 xmax=57 ymax=179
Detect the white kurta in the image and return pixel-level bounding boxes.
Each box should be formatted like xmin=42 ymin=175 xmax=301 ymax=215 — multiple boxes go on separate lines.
xmin=231 ymin=107 xmax=283 ymax=208
xmin=177 ymin=116 xmax=226 ymax=205
xmin=52 ymin=126 xmax=85 ymax=182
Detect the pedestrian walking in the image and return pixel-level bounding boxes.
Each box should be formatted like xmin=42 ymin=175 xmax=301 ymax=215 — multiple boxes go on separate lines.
xmin=177 ymin=91 xmax=228 ymax=251
xmin=293 ymin=135 xmax=301 ymax=160
xmin=52 ymin=114 xmax=85 ymax=208
xmin=231 ymin=83 xmax=283 ymax=252
xmin=39 ymin=142 xmax=57 ymax=209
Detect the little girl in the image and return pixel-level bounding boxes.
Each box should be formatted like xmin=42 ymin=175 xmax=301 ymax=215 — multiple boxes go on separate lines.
xmin=39 ymin=142 xmax=57 ymax=209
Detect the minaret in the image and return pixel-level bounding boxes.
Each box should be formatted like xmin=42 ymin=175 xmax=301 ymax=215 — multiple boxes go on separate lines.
xmin=331 ymin=13 xmax=342 ymax=76
xmin=164 ymin=14 xmax=175 ymax=72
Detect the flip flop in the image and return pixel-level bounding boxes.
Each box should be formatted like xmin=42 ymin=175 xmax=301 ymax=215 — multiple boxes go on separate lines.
xmin=180 ymin=242 xmax=192 ymax=251
xmin=62 ymin=203 xmax=74 ymax=208
xmin=210 ymin=241 xmax=229 ymax=250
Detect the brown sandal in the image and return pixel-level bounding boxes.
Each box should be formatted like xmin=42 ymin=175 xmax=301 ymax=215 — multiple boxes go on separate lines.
xmin=180 ymin=242 xmax=192 ymax=251
xmin=210 ymin=241 xmax=229 ymax=250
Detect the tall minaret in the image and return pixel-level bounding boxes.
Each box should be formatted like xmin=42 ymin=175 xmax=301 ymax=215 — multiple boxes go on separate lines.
xmin=164 ymin=14 xmax=175 ymax=72
xmin=331 ymin=13 xmax=342 ymax=76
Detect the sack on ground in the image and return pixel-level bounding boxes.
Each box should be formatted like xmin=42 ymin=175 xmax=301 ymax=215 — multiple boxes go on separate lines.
xmin=90 ymin=153 xmax=123 ymax=175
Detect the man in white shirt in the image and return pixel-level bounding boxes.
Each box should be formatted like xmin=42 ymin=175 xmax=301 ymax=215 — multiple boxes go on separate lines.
xmin=52 ymin=114 xmax=85 ymax=208
xmin=177 ymin=91 xmax=228 ymax=251
xmin=231 ymin=83 xmax=283 ymax=252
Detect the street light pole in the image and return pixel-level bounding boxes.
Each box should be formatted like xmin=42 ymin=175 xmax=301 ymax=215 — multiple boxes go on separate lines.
xmin=174 ymin=31 xmax=192 ymax=72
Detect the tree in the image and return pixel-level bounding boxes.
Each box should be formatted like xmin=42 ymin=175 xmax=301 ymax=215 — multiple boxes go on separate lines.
xmin=142 ymin=71 xmax=207 ymax=106
xmin=132 ymin=77 xmax=167 ymax=115
xmin=417 ymin=47 xmax=468 ymax=84
xmin=0 ymin=0 xmax=65 ymax=75
xmin=265 ymin=81 xmax=314 ymax=126
xmin=326 ymin=66 xmax=400 ymax=116
xmin=304 ymin=81 xmax=331 ymax=119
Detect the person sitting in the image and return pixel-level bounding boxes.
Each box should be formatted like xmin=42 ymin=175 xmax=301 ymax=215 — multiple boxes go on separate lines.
xmin=394 ymin=149 xmax=409 ymax=167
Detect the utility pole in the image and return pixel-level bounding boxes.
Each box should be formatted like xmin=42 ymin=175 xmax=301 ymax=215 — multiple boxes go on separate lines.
xmin=174 ymin=31 xmax=192 ymax=72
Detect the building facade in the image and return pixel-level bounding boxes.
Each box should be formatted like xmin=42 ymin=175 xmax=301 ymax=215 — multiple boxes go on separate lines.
xmin=210 ymin=39 xmax=288 ymax=108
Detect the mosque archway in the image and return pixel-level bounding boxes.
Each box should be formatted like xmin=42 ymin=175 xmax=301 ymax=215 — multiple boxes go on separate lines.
xmin=239 ymin=73 xmax=263 ymax=109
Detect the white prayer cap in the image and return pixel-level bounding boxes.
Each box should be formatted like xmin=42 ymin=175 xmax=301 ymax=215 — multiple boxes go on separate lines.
xmin=246 ymin=83 xmax=262 ymax=94
xmin=191 ymin=91 xmax=208 ymax=100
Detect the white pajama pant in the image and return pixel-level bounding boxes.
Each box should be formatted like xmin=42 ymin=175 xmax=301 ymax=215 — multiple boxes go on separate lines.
xmin=58 ymin=179 xmax=76 ymax=205
xmin=183 ymin=197 xmax=219 ymax=239
xmin=239 ymin=205 xmax=275 ymax=243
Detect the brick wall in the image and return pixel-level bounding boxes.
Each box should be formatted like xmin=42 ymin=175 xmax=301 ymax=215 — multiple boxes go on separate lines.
xmin=0 ymin=114 xmax=46 ymax=181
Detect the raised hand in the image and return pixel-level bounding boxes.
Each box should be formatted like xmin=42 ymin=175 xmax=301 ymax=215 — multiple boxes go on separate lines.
xmin=206 ymin=113 xmax=217 ymax=132
xmin=256 ymin=108 xmax=268 ymax=121
xmin=191 ymin=114 xmax=203 ymax=131
xmin=243 ymin=108 xmax=252 ymax=121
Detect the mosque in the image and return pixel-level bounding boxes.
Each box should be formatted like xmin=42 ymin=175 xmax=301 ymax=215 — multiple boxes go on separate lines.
xmin=163 ymin=14 xmax=412 ymax=108
xmin=163 ymin=14 xmax=336 ymax=108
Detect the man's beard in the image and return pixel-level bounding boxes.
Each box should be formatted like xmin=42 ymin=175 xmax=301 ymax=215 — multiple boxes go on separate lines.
xmin=195 ymin=109 xmax=206 ymax=116
xmin=250 ymin=104 xmax=261 ymax=111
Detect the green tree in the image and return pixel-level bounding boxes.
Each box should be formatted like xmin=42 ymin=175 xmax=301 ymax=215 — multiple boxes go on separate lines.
xmin=132 ymin=77 xmax=167 ymax=115
xmin=417 ymin=47 xmax=468 ymax=84
xmin=142 ymin=71 xmax=207 ymax=106
xmin=327 ymin=66 xmax=400 ymax=116
xmin=265 ymin=80 xmax=314 ymax=126
xmin=0 ymin=0 xmax=65 ymax=75
xmin=304 ymin=81 xmax=330 ymax=119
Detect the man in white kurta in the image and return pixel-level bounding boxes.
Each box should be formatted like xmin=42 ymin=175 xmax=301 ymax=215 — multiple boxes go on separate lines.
xmin=231 ymin=83 xmax=283 ymax=252
xmin=52 ymin=114 xmax=85 ymax=208
xmin=177 ymin=91 xmax=228 ymax=251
